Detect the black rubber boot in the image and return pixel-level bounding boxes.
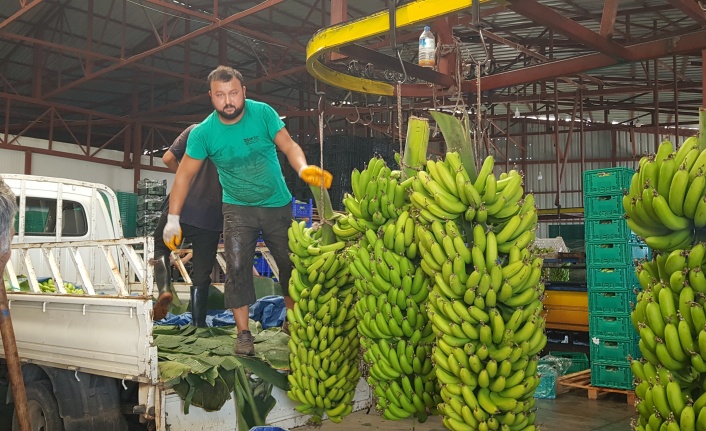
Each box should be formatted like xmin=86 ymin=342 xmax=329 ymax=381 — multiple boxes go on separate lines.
xmin=152 ymin=255 xmax=173 ymax=321
xmin=190 ymin=285 xmax=210 ymax=327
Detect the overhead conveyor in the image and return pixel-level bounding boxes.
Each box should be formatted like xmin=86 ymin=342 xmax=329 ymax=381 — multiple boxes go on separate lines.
xmin=305 ymin=0 xmax=491 ymax=97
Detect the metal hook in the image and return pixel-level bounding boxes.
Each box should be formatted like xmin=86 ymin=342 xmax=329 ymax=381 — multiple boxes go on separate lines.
xmin=346 ymin=106 xmax=362 ymax=125
xmin=395 ymin=49 xmax=408 ymax=84
xmin=362 ymin=107 xmax=375 ymax=126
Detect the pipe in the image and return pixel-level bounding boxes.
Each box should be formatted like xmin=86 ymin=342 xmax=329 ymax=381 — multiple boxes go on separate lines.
xmin=0 ymin=268 xmax=30 ymax=431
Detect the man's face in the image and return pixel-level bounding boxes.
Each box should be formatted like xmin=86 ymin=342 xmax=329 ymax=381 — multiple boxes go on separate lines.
xmin=209 ymin=79 xmax=246 ymax=121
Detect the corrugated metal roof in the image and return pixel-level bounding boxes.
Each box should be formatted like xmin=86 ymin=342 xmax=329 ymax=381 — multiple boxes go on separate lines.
xmin=0 ymin=0 xmax=702 ymax=153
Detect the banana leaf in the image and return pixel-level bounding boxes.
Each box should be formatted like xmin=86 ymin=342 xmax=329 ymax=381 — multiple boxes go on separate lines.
xmin=155 ymin=324 xmax=289 ymax=428
xmin=401 ymin=116 xmax=430 ymax=180
xmin=430 ymin=110 xmax=477 ymax=182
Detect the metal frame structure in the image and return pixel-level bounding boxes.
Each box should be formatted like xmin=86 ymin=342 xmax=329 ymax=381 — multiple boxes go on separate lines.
xmin=0 ymin=0 xmax=704 ymax=195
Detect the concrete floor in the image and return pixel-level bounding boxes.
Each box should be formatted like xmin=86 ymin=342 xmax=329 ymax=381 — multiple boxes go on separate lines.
xmin=313 ymin=390 xmax=635 ymax=431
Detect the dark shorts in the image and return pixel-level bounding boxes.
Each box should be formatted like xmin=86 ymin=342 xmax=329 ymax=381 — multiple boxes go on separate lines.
xmin=222 ymin=203 xmax=292 ymax=309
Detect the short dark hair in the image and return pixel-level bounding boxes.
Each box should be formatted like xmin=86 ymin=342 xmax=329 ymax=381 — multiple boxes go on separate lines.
xmin=207 ymin=66 xmax=244 ymax=86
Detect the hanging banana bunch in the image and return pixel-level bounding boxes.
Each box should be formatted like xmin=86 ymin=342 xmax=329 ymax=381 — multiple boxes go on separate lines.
xmin=346 ymin=119 xmax=442 ymax=422
xmin=624 ymin=137 xmax=706 ymax=251
xmin=339 ymin=156 xmax=413 ymax=233
xmin=414 ymin=152 xmax=545 ymax=431
xmin=285 ymin=219 xmax=361 ymax=424
xmin=345 ymin=156 xmax=440 ymax=422
xmin=625 ymin=129 xmax=706 ymax=431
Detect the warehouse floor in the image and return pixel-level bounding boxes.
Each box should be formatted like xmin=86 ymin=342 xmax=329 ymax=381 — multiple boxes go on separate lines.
xmin=313 ymin=391 xmax=635 ymax=431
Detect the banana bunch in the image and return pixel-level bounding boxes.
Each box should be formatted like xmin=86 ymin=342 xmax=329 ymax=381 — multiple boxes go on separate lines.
xmin=410 ymin=152 xmax=545 ymax=431
xmin=624 ymin=137 xmax=706 ymax=252
xmin=631 ymin=360 xmax=706 ymax=431
xmin=632 ymin=245 xmax=706 ymax=373
xmin=285 ymin=220 xmax=361 ymax=424
xmin=629 ymin=242 xmax=706 ymax=431
xmin=331 ymin=213 xmax=364 ymax=241
xmin=421 ymin=215 xmax=545 ymax=431
xmin=411 ymin=154 xmax=531 ymax=241
xmin=349 ymin=214 xmax=440 ymax=422
xmin=344 ymin=156 xmax=413 ymax=229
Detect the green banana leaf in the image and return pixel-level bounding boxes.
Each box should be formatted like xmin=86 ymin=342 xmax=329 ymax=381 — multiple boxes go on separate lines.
xmin=154 ymin=324 xmax=289 ymax=428
xmin=430 ymin=111 xmax=477 ymax=182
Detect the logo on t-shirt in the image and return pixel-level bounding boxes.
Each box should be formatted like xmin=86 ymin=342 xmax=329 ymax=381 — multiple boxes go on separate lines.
xmin=244 ymin=136 xmax=258 ymax=145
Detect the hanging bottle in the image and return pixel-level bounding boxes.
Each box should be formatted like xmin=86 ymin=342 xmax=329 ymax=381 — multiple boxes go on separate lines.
xmin=418 ymin=26 xmax=436 ymax=68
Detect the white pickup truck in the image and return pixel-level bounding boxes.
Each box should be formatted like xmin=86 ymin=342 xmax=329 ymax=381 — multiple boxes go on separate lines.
xmin=0 ymin=174 xmax=369 ymax=431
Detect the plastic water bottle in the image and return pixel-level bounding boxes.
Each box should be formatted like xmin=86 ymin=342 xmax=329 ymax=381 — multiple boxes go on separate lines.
xmin=418 ymin=26 xmax=436 ymax=68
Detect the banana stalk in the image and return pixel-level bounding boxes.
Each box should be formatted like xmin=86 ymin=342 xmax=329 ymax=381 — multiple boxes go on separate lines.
xmin=308 ymin=184 xmax=336 ymax=244
xmin=430 ymin=111 xmax=477 ymax=182
xmin=401 ymin=116 xmax=430 ymax=180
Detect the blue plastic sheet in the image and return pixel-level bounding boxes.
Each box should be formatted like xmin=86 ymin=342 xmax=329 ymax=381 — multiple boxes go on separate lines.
xmin=248 ymin=295 xmax=286 ymax=329
xmin=154 ymin=295 xmax=286 ymax=328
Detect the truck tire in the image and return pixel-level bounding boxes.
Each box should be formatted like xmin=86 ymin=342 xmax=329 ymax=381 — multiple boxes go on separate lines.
xmin=12 ymin=380 xmax=65 ymax=431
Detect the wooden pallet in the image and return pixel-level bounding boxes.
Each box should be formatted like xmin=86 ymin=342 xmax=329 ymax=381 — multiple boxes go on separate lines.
xmin=557 ymin=369 xmax=636 ymax=404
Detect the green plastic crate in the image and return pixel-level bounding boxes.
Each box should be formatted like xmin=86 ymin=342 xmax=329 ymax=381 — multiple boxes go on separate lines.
xmin=589 ymin=289 xmax=638 ymax=314
xmin=587 ymin=266 xmax=638 ymax=290
xmin=583 ymin=167 xmax=634 ymax=196
xmin=548 ymin=351 xmax=590 ymax=375
xmin=590 ymin=336 xmax=641 ymax=363
xmin=590 ymin=361 xmax=634 ymax=390
xmin=585 ymin=217 xmax=631 ymax=242
xmin=589 ymin=314 xmax=636 ymax=338
xmin=116 ymin=191 xmax=138 ymax=238
xmin=584 ymin=194 xmax=626 ymax=220
xmin=586 ymin=242 xmax=632 ymax=266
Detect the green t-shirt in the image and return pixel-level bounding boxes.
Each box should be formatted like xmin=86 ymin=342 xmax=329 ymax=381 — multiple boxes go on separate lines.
xmin=186 ymin=100 xmax=292 ymax=207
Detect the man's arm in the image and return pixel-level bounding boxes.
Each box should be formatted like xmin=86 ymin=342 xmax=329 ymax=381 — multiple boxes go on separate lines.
xmin=162 ymin=151 xmax=179 ymax=173
xmin=274 ymin=128 xmax=333 ymax=189
xmin=169 ymin=155 xmax=204 ymax=216
xmin=273 ymin=128 xmax=307 ymax=173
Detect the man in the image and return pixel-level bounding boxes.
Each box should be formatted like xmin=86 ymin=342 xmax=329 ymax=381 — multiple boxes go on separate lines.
xmin=152 ymin=124 xmax=223 ymax=326
xmin=163 ymin=65 xmax=331 ymax=355
xmin=0 ymin=177 xmax=30 ymax=431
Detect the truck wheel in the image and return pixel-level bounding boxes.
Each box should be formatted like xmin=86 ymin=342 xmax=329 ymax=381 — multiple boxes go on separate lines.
xmin=12 ymin=380 xmax=65 ymax=431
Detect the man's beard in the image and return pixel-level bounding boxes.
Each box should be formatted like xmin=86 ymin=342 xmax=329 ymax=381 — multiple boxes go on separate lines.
xmin=217 ymin=103 xmax=244 ymax=120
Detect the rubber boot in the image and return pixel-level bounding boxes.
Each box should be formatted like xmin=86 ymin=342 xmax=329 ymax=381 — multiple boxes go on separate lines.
xmin=152 ymin=255 xmax=173 ymax=321
xmin=190 ymin=285 xmax=210 ymax=327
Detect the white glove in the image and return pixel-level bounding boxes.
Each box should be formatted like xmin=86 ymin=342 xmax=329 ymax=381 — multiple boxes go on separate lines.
xmin=162 ymin=214 xmax=183 ymax=251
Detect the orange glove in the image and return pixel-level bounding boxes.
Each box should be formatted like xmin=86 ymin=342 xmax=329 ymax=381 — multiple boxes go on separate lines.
xmin=162 ymin=214 xmax=183 ymax=251
xmin=299 ymin=165 xmax=333 ymax=189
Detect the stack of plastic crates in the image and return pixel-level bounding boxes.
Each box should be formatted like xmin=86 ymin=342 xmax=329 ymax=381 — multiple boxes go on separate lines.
xmin=115 ymin=192 xmax=138 ymax=238
xmin=136 ymin=179 xmax=166 ymax=236
xmin=583 ymin=167 xmax=646 ymax=390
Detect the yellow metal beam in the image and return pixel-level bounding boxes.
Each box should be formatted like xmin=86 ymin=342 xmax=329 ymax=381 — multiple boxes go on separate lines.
xmin=306 ymin=0 xmax=489 ymax=96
